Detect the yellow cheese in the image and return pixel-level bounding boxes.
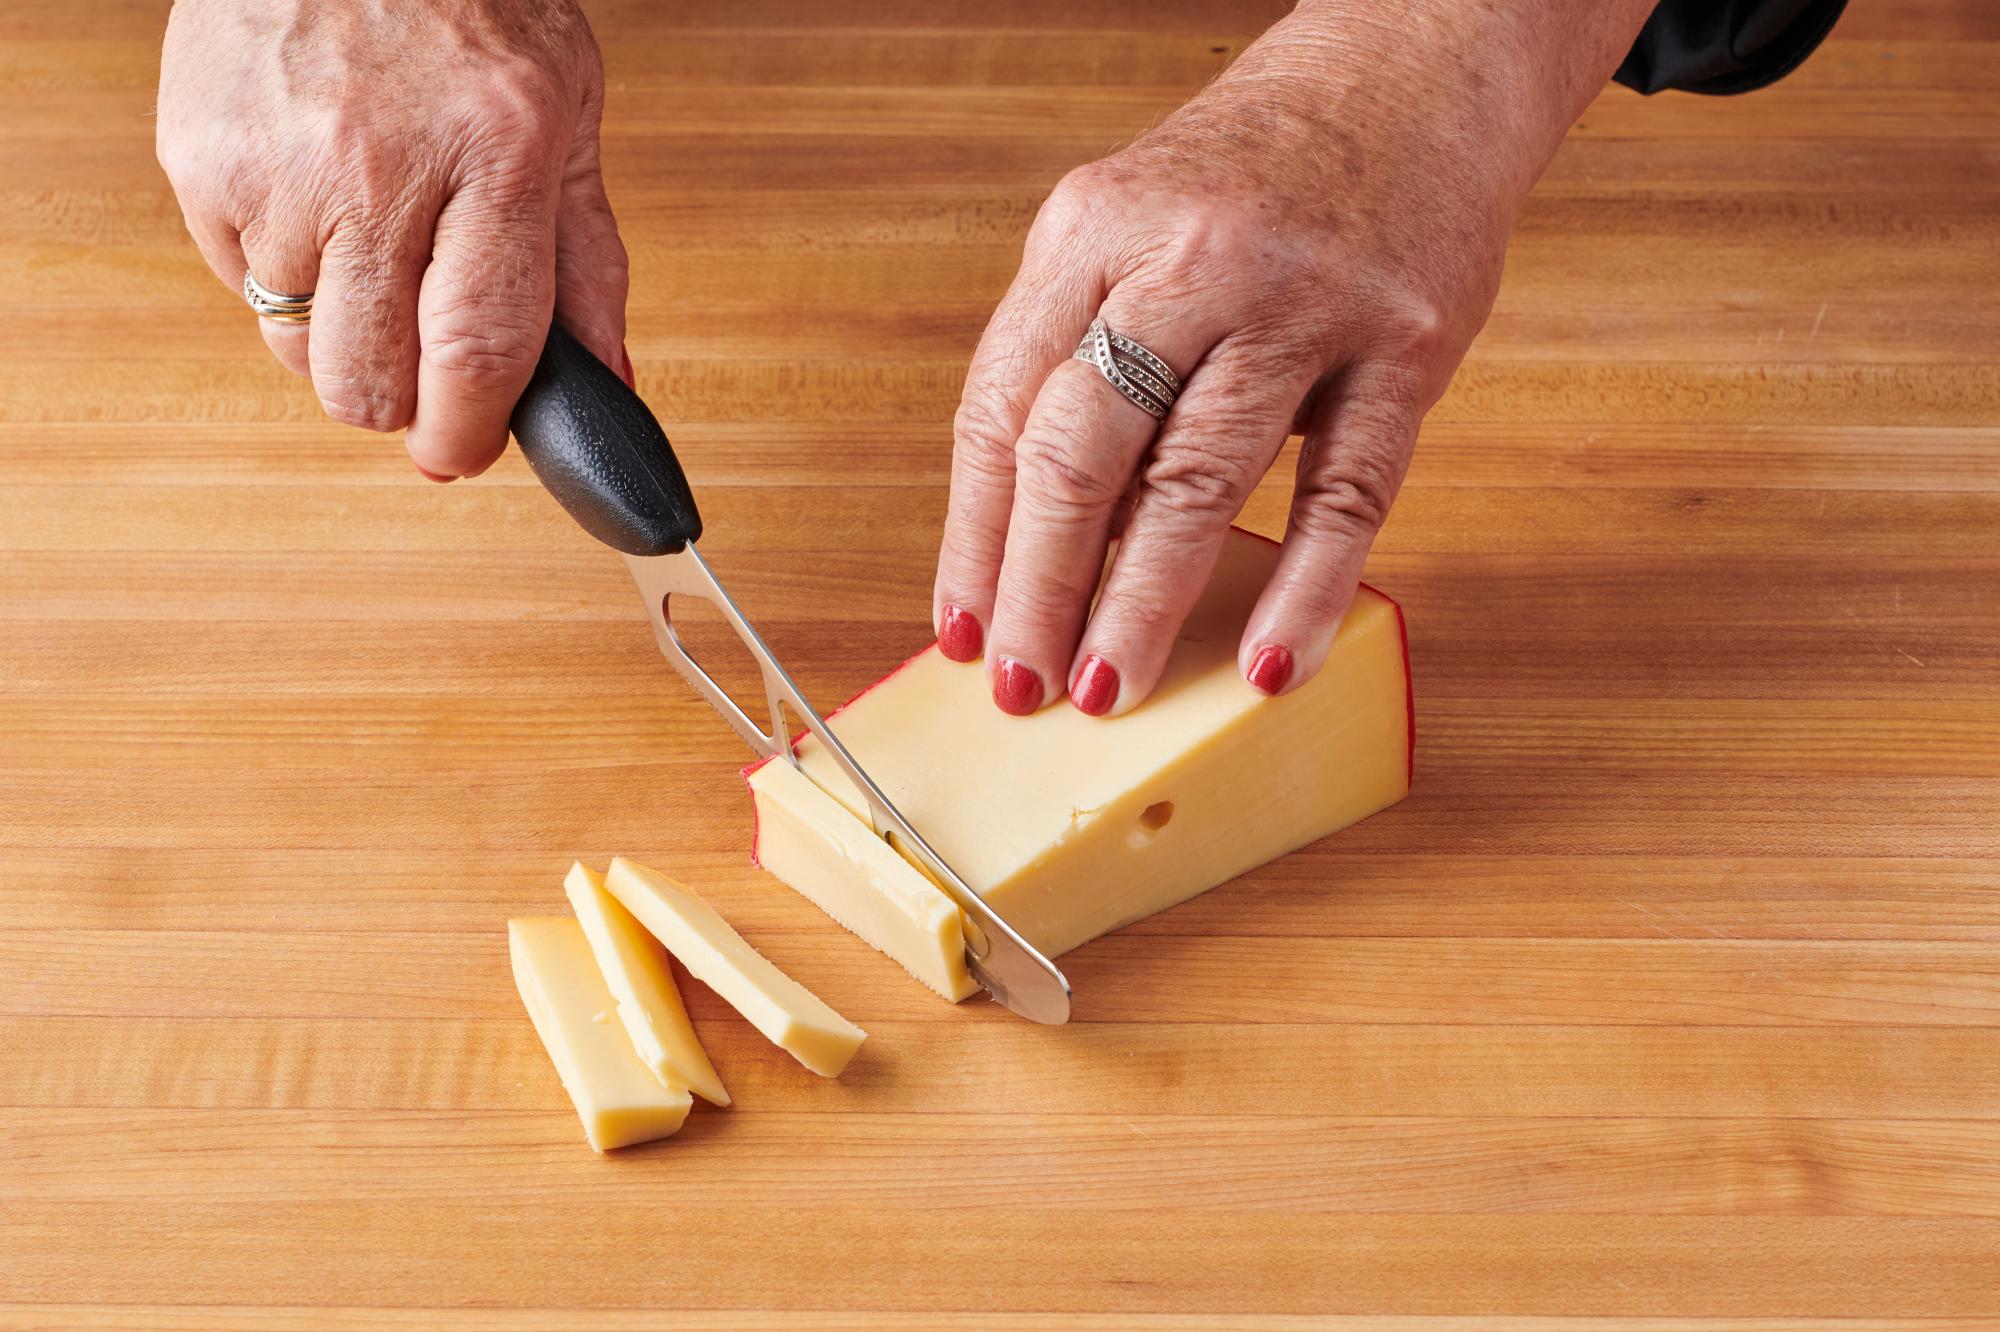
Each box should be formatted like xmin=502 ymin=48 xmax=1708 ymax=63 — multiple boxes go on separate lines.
xmin=749 ymin=758 xmax=978 ymax=1002
xmin=604 ymin=857 xmax=867 ymax=1078
xmin=508 ymin=916 xmax=692 ymax=1151
xmin=563 ymin=862 xmax=729 ymax=1106
xmin=748 ymin=526 xmax=1412 ymax=978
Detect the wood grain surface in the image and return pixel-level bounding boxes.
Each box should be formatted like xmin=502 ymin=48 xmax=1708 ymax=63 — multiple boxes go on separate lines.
xmin=3 ymin=0 xmax=1998 ymax=1326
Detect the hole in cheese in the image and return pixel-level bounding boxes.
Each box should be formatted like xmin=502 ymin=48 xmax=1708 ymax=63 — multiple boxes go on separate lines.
xmin=745 ymin=526 xmax=1413 ymax=990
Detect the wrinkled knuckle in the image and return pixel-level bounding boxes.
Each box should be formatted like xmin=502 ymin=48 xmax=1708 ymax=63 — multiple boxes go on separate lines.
xmin=426 ymin=317 xmax=543 ymax=388
xmin=319 ymin=380 xmax=415 ymax=433
xmin=479 ymin=59 xmax=569 ymax=144
xmin=1185 ymin=210 xmax=1254 ymax=262
xmin=309 ymin=99 xmax=360 ymax=151
xmin=953 ymin=394 xmax=1016 ymax=461
xmin=1001 ymin=550 xmax=1099 ymax=619
xmin=1296 ymin=470 xmax=1397 ymax=541
xmin=1039 ymin=163 xmax=1108 ymax=236
xmin=952 ymin=446 xmax=1016 ymax=504
xmin=1154 ymin=207 xmax=1264 ymax=280
xmin=1108 ymin=588 xmax=1182 ymax=638
xmin=488 ymin=55 xmax=566 ymax=115
xmin=1371 ymin=294 xmax=1452 ymax=372
xmin=1143 ymin=441 xmax=1256 ymax=519
xmin=329 ymin=149 xmax=425 ymax=221
xmin=309 ymin=99 xmax=391 ymax=179
xmin=1146 ymin=468 xmax=1239 ymax=520
xmin=154 ymin=128 xmax=197 ymax=188
xmin=1016 ymin=432 xmax=1128 ymax=511
xmin=157 ymin=128 xmax=236 ymax=207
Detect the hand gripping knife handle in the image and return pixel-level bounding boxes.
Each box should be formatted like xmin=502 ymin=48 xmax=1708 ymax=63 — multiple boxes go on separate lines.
xmin=507 ymin=321 xmax=1072 ymax=1024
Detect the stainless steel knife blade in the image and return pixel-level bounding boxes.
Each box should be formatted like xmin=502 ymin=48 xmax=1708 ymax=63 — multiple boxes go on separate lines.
xmin=623 ymin=543 xmax=1073 ymax=1025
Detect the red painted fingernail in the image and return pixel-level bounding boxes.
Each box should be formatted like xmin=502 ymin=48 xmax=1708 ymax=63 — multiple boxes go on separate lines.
xmin=1070 ymin=654 xmax=1119 ymax=717
xmin=1247 ymin=644 xmax=1293 ymax=695
xmin=938 ymin=605 xmax=984 ymax=662
xmin=416 ymin=467 xmax=456 ymax=484
xmin=618 ymin=343 xmax=636 ymax=390
xmin=993 ymin=657 xmax=1043 ymax=716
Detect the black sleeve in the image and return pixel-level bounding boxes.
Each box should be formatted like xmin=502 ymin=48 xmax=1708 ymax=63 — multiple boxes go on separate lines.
xmin=1614 ymin=0 xmax=1847 ymax=95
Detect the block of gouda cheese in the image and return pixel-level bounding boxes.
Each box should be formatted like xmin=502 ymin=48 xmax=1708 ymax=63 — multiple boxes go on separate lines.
xmin=604 ymin=857 xmax=866 ymax=1078
xmin=747 ymin=526 xmax=1411 ymax=986
xmin=563 ymin=862 xmax=729 ymax=1106
xmin=508 ymin=916 xmax=692 ymax=1151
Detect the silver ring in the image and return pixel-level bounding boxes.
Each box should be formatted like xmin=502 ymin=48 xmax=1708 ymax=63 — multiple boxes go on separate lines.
xmin=1071 ymin=317 xmax=1178 ymax=420
xmin=243 ymin=270 xmax=313 ymax=324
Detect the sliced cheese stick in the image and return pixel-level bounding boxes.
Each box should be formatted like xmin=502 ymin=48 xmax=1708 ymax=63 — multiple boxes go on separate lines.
xmin=564 ymin=861 xmax=729 ymax=1107
xmin=509 ymin=917 xmax=691 ymax=1151
xmin=605 ymin=856 xmax=866 ymax=1078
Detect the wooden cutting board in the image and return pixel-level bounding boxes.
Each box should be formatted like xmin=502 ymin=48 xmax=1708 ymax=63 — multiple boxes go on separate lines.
xmin=3 ymin=1 xmax=1997 ymax=1325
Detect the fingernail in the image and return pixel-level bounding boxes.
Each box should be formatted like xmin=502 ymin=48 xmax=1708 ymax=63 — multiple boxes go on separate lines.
xmin=416 ymin=467 xmax=456 ymax=484
xmin=1070 ymin=654 xmax=1119 ymax=717
xmin=938 ymin=605 xmax=984 ymax=662
xmin=993 ymin=656 xmax=1043 ymax=716
xmin=1247 ymin=644 xmax=1293 ymax=696
xmin=618 ymin=342 xmax=636 ymax=390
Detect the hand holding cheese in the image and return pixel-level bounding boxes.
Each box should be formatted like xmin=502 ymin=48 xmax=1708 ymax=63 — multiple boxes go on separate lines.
xmin=752 ymin=527 xmax=1411 ymax=991
xmin=932 ymin=0 xmax=1658 ymax=716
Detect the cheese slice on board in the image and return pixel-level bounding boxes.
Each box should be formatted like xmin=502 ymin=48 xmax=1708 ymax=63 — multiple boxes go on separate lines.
xmin=508 ymin=916 xmax=692 ymax=1151
xmin=604 ymin=857 xmax=867 ymax=1078
xmin=748 ymin=526 xmax=1411 ymax=985
xmin=563 ymin=861 xmax=730 ymax=1106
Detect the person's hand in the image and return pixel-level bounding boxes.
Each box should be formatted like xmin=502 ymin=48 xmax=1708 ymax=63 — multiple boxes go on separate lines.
xmin=156 ymin=0 xmax=628 ymax=481
xmin=934 ymin=0 xmax=1654 ymax=714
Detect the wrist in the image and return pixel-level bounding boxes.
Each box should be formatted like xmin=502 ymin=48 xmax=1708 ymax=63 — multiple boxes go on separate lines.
xmin=1200 ymin=0 xmax=1656 ymax=201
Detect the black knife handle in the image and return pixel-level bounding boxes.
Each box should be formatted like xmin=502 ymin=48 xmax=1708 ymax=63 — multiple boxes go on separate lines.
xmin=509 ymin=321 xmax=702 ymax=556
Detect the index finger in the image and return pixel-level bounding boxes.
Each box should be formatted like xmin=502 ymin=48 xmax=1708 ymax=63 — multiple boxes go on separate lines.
xmin=984 ymin=301 xmax=1212 ymax=716
xmin=404 ymin=179 xmax=561 ymax=479
xmin=932 ymin=223 xmax=1101 ymax=662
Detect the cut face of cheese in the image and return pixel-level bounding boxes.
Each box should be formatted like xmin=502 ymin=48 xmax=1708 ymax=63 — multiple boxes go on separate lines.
xmin=748 ymin=526 xmax=1412 ymax=976
xmin=748 ymin=758 xmax=977 ymax=1002
xmin=508 ymin=917 xmax=692 ymax=1151
xmin=604 ymin=857 xmax=866 ymax=1078
xmin=563 ymin=862 xmax=729 ymax=1106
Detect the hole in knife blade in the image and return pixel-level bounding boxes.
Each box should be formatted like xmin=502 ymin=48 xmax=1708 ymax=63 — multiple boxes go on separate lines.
xmin=660 ymin=594 xmax=781 ymax=741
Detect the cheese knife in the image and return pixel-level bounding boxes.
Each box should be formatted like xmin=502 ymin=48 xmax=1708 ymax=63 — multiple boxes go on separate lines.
xmin=508 ymin=322 xmax=1073 ymax=1025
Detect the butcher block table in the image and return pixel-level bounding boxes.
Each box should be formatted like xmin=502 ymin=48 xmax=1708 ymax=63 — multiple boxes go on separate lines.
xmin=4 ymin=0 xmax=1999 ymax=1326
